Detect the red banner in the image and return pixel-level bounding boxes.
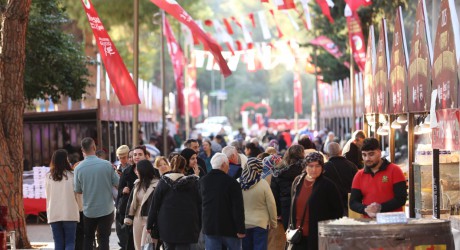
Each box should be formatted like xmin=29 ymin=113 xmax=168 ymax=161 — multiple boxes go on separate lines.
xmin=276 ymin=0 xmax=296 ymax=10
xmin=314 ymin=0 xmax=334 ymax=23
xmin=188 ymin=53 xmax=201 ymax=118
xmin=310 ymin=36 xmax=349 ymax=68
xmin=81 ymin=0 xmax=140 ymax=105
xmin=346 ymin=11 xmax=366 ymax=72
xmin=345 ymin=0 xmax=372 ymax=12
xmin=164 ymin=17 xmax=185 ymax=116
xmin=150 ymin=0 xmax=231 ymax=78
xmin=432 ymin=109 xmax=460 ymax=150
xmin=293 ymin=72 xmax=302 ymax=114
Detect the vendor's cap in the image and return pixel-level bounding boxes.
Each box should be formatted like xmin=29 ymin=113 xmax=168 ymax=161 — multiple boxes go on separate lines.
xmin=116 ymin=145 xmax=130 ymax=156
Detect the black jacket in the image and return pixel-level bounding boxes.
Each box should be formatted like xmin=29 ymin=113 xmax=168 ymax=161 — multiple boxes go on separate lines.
xmin=289 ymin=174 xmax=343 ymax=250
xmin=270 ymin=161 xmax=303 ymax=228
xmin=344 ymin=142 xmax=363 ymax=169
xmin=323 ymin=156 xmax=358 ymax=212
xmin=199 ymin=169 xmax=245 ymax=237
xmin=148 ymin=173 xmax=201 ymax=244
xmin=116 ymin=165 xmax=137 ymax=222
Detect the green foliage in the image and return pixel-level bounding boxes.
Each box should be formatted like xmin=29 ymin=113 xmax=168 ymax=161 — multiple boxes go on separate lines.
xmin=24 ymin=0 xmax=90 ymax=103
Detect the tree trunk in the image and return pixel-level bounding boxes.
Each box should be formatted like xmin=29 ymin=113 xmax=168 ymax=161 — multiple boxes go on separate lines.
xmin=0 ymin=0 xmax=32 ymax=248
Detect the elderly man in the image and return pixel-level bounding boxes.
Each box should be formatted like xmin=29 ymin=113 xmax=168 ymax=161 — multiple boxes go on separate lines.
xmin=200 ymin=153 xmax=245 ymax=250
xmin=222 ymin=146 xmax=242 ymax=179
xmin=324 ymin=142 xmax=358 ymax=215
xmin=349 ymin=138 xmax=407 ymax=218
xmin=74 ymin=137 xmax=119 ymax=250
xmin=342 ymin=130 xmax=366 ymax=169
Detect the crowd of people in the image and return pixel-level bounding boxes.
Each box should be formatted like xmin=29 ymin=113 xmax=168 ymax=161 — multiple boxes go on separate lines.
xmin=44 ymin=128 xmax=407 ymax=250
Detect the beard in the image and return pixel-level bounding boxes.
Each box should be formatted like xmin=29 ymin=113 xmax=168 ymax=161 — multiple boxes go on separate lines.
xmin=365 ymin=161 xmax=379 ymax=169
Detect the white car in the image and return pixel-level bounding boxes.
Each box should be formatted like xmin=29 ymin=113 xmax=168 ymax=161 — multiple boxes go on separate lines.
xmin=195 ymin=116 xmax=233 ymax=139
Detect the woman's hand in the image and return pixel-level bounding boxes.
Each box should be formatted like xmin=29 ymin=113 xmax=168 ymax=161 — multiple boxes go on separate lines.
xmin=122 ymin=187 xmax=130 ymax=194
xmin=193 ymin=165 xmax=200 ymax=176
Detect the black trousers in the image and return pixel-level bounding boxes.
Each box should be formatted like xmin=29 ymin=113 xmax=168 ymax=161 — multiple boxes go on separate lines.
xmin=75 ymin=212 xmax=85 ymax=250
xmin=83 ymin=212 xmax=114 ymax=250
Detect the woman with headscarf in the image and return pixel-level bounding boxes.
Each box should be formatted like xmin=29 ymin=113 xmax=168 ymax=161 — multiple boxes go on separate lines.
xmin=124 ymin=160 xmax=161 ymax=250
xmin=261 ymin=154 xmax=282 ymax=185
xmin=240 ymin=158 xmax=277 ymax=250
xmin=149 ymin=155 xmax=201 ymax=249
xmin=287 ymin=152 xmax=343 ymax=250
xmin=270 ymin=145 xmax=304 ymax=230
xmin=180 ymin=148 xmax=206 ymax=178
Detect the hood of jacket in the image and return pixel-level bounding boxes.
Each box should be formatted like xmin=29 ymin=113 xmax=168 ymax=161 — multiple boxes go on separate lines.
xmin=272 ymin=161 xmax=303 ymax=179
xmin=162 ymin=173 xmax=199 ymax=191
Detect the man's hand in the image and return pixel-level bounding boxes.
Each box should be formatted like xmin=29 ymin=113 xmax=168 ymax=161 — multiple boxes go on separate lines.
xmin=364 ymin=202 xmax=381 ymax=218
xmin=237 ymin=233 xmax=246 ymax=239
xmin=123 ymin=187 xmax=130 ymax=194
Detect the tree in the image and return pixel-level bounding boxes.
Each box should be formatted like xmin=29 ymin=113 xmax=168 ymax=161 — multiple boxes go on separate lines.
xmin=1 ymin=0 xmax=92 ymax=247
xmin=0 ymin=0 xmax=33 ymax=248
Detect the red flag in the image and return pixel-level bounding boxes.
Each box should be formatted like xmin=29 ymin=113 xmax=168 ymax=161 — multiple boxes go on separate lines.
xmin=231 ymin=16 xmax=242 ymax=28
xmin=310 ymin=36 xmax=349 ymax=68
xmin=248 ymin=13 xmax=256 ymax=27
xmin=187 ymin=53 xmax=201 ymax=118
xmin=150 ymin=0 xmax=231 ymax=77
xmin=81 ymin=0 xmax=140 ymax=105
xmin=276 ymin=0 xmax=296 ymax=10
xmin=163 ymin=17 xmax=185 ymax=116
xmin=269 ymin=10 xmax=284 ymax=38
xmin=345 ymin=0 xmax=372 ymax=12
xmin=346 ymin=10 xmax=366 ymax=71
xmin=314 ymin=0 xmax=334 ymax=23
xmin=223 ymin=18 xmax=234 ymax=34
xmin=261 ymin=0 xmax=269 ymax=2
xmin=293 ymin=72 xmax=303 ymax=114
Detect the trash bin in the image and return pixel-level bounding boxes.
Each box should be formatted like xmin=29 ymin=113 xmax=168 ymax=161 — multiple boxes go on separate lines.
xmin=318 ymin=219 xmax=454 ymax=249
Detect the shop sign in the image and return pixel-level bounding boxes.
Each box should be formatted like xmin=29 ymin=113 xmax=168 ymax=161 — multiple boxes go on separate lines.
xmin=431 ymin=109 xmax=460 ymax=150
xmin=375 ymin=19 xmax=390 ymax=114
xmin=432 ymin=0 xmax=460 ymax=110
xmin=389 ymin=7 xmax=409 ymax=114
xmin=363 ymin=25 xmax=376 ymax=114
xmin=408 ymin=0 xmax=433 ymax=112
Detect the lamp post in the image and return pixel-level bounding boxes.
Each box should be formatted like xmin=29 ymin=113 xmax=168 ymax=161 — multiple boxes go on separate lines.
xmin=132 ymin=0 xmax=140 ymax=146
xmin=160 ymin=10 xmax=167 ymax=156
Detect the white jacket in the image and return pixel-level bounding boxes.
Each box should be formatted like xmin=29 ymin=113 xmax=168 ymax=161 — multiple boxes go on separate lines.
xmin=242 ymin=179 xmax=277 ymax=229
xmin=45 ymin=171 xmax=80 ymax=223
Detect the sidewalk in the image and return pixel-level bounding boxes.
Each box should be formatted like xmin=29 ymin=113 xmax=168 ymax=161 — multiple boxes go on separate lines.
xmin=25 ymin=221 xmax=119 ymax=250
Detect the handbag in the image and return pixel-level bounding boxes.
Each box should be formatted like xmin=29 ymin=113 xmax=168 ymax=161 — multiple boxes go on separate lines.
xmin=286 ymin=174 xmax=310 ymax=244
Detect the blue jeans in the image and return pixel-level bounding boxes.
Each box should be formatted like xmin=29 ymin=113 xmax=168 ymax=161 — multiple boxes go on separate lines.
xmin=242 ymin=227 xmax=268 ymax=250
xmin=50 ymin=221 xmax=77 ymax=250
xmin=204 ymin=235 xmax=241 ymax=250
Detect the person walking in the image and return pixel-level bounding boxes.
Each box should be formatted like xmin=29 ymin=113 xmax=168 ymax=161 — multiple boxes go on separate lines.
xmin=115 ymin=145 xmax=131 ymax=248
xmin=46 ymin=149 xmax=80 ymax=250
xmin=287 ymin=152 xmax=343 ymax=250
xmin=200 ymin=153 xmax=246 ymax=250
xmin=148 ymin=155 xmax=201 ymax=250
xmin=198 ymin=139 xmax=216 ymax=173
xmin=270 ymin=145 xmax=304 ymax=230
xmin=154 ymin=156 xmax=171 ymax=176
xmin=323 ymin=142 xmax=358 ymax=215
xmin=180 ymin=148 xmax=205 ymax=177
xmin=240 ymin=158 xmax=277 ymax=250
xmin=349 ymin=138 xmax=407 ymax=218
xmin=124 ymin=160 xmax=160 ymax=250
xmin=74 ymin=137 xmax=119 ymax=250
xmin=342 ymin=130 xmax=366 ymax=169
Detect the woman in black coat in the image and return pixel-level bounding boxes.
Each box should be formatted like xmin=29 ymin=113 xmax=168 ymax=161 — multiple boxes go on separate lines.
xmin=149 ymin=155 xmax=201 ymax=249
xmin=287 ymin=152 xmax=343 ymax=250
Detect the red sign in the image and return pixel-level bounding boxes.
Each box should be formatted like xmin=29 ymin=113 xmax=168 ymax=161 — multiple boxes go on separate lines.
xmin=375 ymin=19 xmax=390 ymax=114
xmin=346 ymin=11 xmax=366 ymax=72
xmin=150 ymin=0 xmax=231 ymax=77
xmin=345 ymin=0 xmax=372 ymax=12
xmin=363 ymin=26 xmax=376 ymax=114
xmin=389 ymin=7 xmax=409 ymax=114
xmin=432 ymin=0 xmax=460 ymax=109
xmin=164 ymin=17 xmax=185 ymax=116
xmin=81 ymin=0 xmax=140 ymax=106
xmin=408 ymin=0 xmax=433 ymax=112
xmin=432 ymin=109 xmax=460 ymax=150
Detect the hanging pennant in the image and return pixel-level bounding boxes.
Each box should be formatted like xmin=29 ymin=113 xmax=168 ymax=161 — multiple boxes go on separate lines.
xmin=269 ymin=10 xmax=284 ymax=38
xmin=257 ymin=11 xmax=272 ymax=40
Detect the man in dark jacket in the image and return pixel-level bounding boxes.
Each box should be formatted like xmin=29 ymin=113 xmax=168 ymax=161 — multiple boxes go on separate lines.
xmin=199 ymin=153 xmax=246 ymax=250
xmin=222 ymin=146 xmax=242 ymax=179
xmin=324 ymin=142 xmax=358 ymax=215
xmin=343 ymin=130 xmax=366 ymax=169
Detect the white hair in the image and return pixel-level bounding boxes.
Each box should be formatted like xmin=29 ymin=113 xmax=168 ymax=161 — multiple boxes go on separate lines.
xmin=250 ymin=138 xmax=259 ymax=144
xmin=222 ymin=146 xmax=237 ymax=159
xmin=211 ymin=153 xmax=229 ymax=169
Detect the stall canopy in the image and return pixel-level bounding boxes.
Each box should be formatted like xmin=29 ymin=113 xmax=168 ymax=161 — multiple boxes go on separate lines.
xmin=363 ymin=25 xmax=376 ymax=114
xmin=375 ymin=19 xmax=390 ymax=114
xmin=407 ymin=0 xmax=433 ymax=113
xmin=389 ymin=7 xmax=409 ymax=114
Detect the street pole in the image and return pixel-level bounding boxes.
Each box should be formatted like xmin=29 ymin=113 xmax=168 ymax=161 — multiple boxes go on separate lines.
xmin=350 ymin=52 xmax=356 ymax=133
xmin=184 ymin=39 xmax=190 ymax=140
xmin=132 ymin=0 xmax=139 ymax=146
xmin=160 ymin=10 xmax=168 ymax=156
xmin=314 ymin=45 xmax=321 ymax=131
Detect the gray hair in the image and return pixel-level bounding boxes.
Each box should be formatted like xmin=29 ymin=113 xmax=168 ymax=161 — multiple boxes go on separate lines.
xmin=211 ymin=153 xmax=229 ymax=169
xmin=222 ymin=146 xmax=237 ymax=159
xmin=326 ymin=142 xmax=341 ymax=157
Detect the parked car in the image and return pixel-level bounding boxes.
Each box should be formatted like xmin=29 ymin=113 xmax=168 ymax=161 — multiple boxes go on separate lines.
xmin=194 ymin=116 xmax=233 ymax=139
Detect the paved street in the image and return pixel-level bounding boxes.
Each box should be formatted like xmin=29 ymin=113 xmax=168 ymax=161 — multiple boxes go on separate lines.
xmin=25 ymin=222 xmax=119 ymax=250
